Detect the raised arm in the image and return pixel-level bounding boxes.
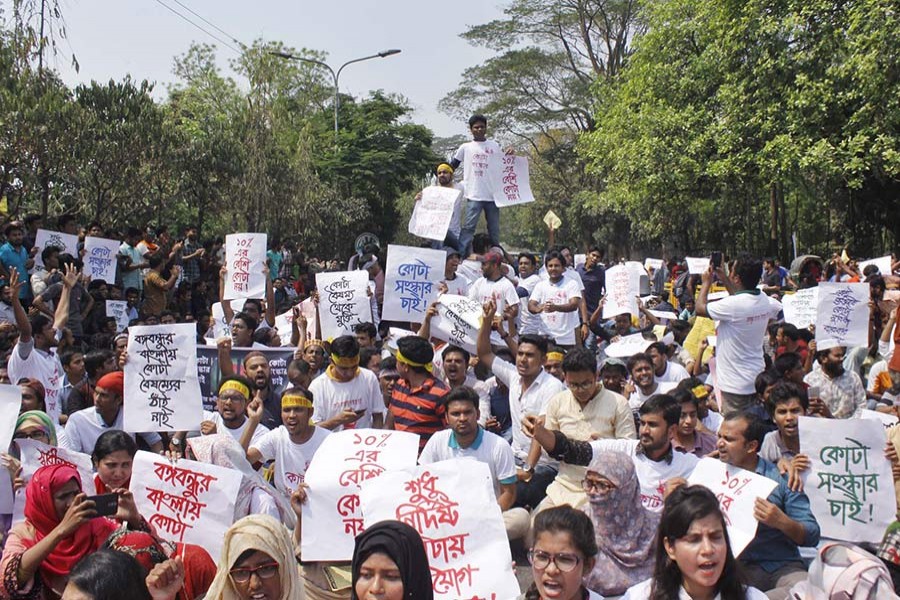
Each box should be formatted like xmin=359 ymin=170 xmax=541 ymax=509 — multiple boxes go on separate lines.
xmin=476 ymin=300 xmax=497 ymax=371
xmin=53 ymin=264 xmax=80 ymax=333
xmin=8 ymin=269 xmax=32 ymax=343
xmin=264 ymin=267 xmax=275 ymax=327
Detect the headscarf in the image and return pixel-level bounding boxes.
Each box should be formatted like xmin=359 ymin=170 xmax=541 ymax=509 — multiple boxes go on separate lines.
xmin=351 ymin=520 xmax=433 ymax=600
xmin=187 ymin=434 xmax=296 ymax=529
xmin=104 ymin=530 xmax=217 ymax=600
xmin=204 ymin=514 xmax=302 ymax=600
xmin=15 ymin=410 xmax=57 ymax=446
xmin=23 ymin=464 xmax=116 ymax=578
xmin=582 ymin=451 xmax=660 ymax=596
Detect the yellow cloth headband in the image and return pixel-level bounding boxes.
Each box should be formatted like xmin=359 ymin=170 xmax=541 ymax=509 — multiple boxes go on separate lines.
xmin=219 ymin=380 xmax=250 ymax=398
xmin=331 ymin=354 xmax=360 ymax=368
xmin=437 ymin=163 xmax=454 ymax=174
xmin=282 ymin=393 xmax=313 ymax=409
xmin=396 ymin=349 xmax=433 ymax=373
xmin=546 ymin=352 xmax=565 ymax=362
xmin=692 ymin=385 xmax=709 ymax=399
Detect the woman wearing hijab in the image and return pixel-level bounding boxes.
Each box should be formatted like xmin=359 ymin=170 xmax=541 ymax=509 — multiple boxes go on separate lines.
xmin=582 ymin=451 xmax=659 ymax=596
xmin=351 ymin=520 xmax=433 ymax=600
xmin=0 ymin=463 xmax=149 ymax=599
xmin=12 ymin=411 xmax=57 ymax=447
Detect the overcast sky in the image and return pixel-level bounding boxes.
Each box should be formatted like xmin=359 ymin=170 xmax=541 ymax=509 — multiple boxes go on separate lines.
xmin=8 ymin=0 xmax=507 ymax=137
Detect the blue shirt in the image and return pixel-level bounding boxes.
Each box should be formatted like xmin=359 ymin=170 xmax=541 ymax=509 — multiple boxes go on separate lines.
xmin=576 ymin=264 xmax=605 ymax=314
xmin=0 ymin=243 xmax=30 ymax=298
xmin=741 ymin=456 xmax=820 ymax=572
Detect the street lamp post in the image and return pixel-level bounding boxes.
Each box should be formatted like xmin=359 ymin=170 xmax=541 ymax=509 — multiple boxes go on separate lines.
xmin=270 ymin=49 xmax=401 ymax=143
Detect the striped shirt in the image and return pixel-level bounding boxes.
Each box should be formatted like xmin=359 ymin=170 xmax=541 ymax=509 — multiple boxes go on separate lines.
xmin=390 ymin=376 xmax=450 ymax=450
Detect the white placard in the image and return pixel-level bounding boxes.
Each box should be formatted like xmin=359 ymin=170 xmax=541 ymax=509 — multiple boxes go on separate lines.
xmin=605 ymin=333 xmax=653 ymax=358
xmin=83 ymin=237 xmax=120 ymax=284
xmin=105 ymin=300 xmax=130 ymax=333
xmin=574 ymin=254 xmax=586 ymax=270
xmin=13 ymin=439 xmax=96 ymax=521
xmin=491 ymin=155 xmax=534 ymax=207
xmin=33 ymin=229 xmax=78 ymax=267
xmin=706 ymin=335 xmax=718 ymax=348
xmin=431 ymin=294 xmax=483 ymax=353
xmin=782 ymin=288 xmax=819 ymax=329
xmin=859 ymin=255 xmax=893 ymax=277
xmin=409 ymin=186 xmax=462 ymax=241
xmin=603 ymin=264 xmax=639 ymax=318
xmin=0 ymin=385 xmax=23 ymax=451
xmin=223 ymin=233 xmax=267 ymax=301
xmin=208 ymin=300 xmax=246 ymax=342
xmin=301 ymin=429 xmax=420 ymax=561
xmin=124 ymin=324 xmax=202 ymax=432
xmin=315 ymin=270 xmax=373 ymax=341
xmin=360 ymin=459 xmax=520 ymax=600
xmin=798 ymin=416 xmax=895 ymax=543
xmin=383 ymin=245 xmax=445 ymax=323
xmin=273 ymin=306 xmax=313 ymax=347
xmin=648 ymin=309 xmax=679 ymax=322
xmin=815 ymin=282 xmax=870 ymax=350
xmin=130 ymin=450 xmax=241 ymax=559
xmin=861 ymin=409 xmax=900 ymax=429
xmin=645 ymin=258 xmax=663 ymax=271
xmin=686 ymin=256 xmax=710 ymax=275
xmin=687 ymin=457 xmax=778 ymax=557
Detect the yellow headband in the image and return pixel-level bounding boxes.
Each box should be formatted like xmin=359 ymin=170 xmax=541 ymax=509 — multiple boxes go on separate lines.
xmin=437 ymin=163 xmax=454 ymax=174
xmin=331 ymin=354 xmax=360 ymax=368
xmin=396 ymin=349 xmax=433 ymax=373
xmin=305 ymin=339 xmax=325 ymax=350
xmin=219 ymin=380 xmax=250 ymax=399
xmin=282 ymin=393 xmax=313 ymax=409
xmin=546 ymin=352 xmax=565 ymax=362
xmin=692 ymin=385 xmax=709 ymax=400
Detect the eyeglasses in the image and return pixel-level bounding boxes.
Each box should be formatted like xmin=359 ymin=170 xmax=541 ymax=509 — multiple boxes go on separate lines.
xmin=14 ymin=430 xmax=49 ymax=441
xmin=582 ymin=478 xmax=616 ymax=493
xmin=528 ymin=549 xmax=582 ymax=572
xmin=566 ymin=381 xmax=595 ymax=391
xmin=229 ymin=562 xmax=279 ymax=584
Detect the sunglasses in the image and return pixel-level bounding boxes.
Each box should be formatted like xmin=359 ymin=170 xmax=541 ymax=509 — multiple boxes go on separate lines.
xmin=229 ymin=562 xmax=279 ymax=584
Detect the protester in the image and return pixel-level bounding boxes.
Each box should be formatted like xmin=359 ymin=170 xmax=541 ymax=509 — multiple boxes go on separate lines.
xmin=91 ymin=429 xmax=136 ymax=494
xmin=61 ymin=549 xmax=153 ymax=600
xmin=351 ymin=521 xmax=433 ymax=600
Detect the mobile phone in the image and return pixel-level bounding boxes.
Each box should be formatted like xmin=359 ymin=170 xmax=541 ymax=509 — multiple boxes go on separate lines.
xmin=807 ymin=386 xmax=820 ymax=399
xmin=710 ymin=251 xmax=723 ymax=268
xmin=86 ymin=493 xmax=119 ymax=517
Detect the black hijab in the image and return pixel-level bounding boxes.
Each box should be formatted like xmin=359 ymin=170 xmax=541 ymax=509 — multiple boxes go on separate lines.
xmin=351 ymin=520 xmax=434 ymax=600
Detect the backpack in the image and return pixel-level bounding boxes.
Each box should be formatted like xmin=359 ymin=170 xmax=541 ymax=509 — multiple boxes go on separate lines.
xmin=789 ymin=541 xmax=899 ymax=600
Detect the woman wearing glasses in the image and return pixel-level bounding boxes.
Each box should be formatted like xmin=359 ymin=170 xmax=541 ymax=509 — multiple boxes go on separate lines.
xmin=524 ymin=505 xmax=601 ymax=600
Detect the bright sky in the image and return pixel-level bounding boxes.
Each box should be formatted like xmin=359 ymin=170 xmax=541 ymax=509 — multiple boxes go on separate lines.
xmin=14 ymin=0 xmax=507 ymax=138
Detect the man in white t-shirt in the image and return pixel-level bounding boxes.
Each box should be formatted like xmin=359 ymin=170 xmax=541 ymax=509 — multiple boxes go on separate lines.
xmin=529 ymin=250 xmax=582 ymax=347
xmin=64 ymin=371 xmax=163 ymax=454
xmin=468 ymin=251 xmax=519 ymax=319
xmin=242 ymin=387 xmax=330 ymax=495
xmin=198 ymin=375 xmax=269 ymax=446
xmin=419 ymin=386 xmax=530 ymax=540
xmin=696 ymin=255 xmax=782 ymax=413
xmin=625 ymin=352 xmax=677 ymax=412
xmin=439 ymin=251 xmax=470 ymax=297
xmin=647 ymin=341 xmax=690 ymax=384
xmin=451 ymin=114 xmax=505 ymax=254
xmin=515 ymin=252 xmax=544 ymax=336
xmin=309 ymin=335 xmax=384 ymax=431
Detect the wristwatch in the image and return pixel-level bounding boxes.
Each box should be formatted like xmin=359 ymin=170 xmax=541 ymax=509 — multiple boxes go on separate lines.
xmin=522 ymin=463 xmax=534 ymax=482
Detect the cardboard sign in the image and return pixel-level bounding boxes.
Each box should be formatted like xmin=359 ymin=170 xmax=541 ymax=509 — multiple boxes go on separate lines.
xmin=83 ymin=237 xmax=120 ymax=283
xmin=34 ymin=229 xmax=78 ymax=267
xmin=605 ymin=333 xmax=653 ymax=358
xmin=491 ymin=155 xmax=534 ymax=207
xmin=409 ymin=186 xmax=462 ymax=241
xmin=644 ymin=258 xmax=663 ymax=271
xmin=782 ymin=288 xmax=819 ymax=329
xmin=685 ymin=256 xmax=710 ymax=275
xmin=383 ymin=245 xmax=445 ymax=323
xmin=859 ymin=256 xmax=893 ymax=277
xmin=315 ymin=270 xmax=373 ymax=341
xmin=223 ymin=233 xmax=267 ymax=301
xmin=105 ymin=300 xmax=130 ymax=333
xmin=431 ymin=294 xmax=483 ymax=353
xmin=815 ymin=282 xmax=870 ymax=350
xmin=603 ymin=264 xmax=639 ymax=318
xmin=543 ymin=210 xmax=561 ymax=230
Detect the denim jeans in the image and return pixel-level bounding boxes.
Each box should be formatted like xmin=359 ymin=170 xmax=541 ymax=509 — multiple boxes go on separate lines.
xmin=513 ymin=459 xmax=558 ymax=510
xmin=429 ymin=229 xmax=464 ymax=255
xmin=459 ymin=200 xmax=501 ymax=255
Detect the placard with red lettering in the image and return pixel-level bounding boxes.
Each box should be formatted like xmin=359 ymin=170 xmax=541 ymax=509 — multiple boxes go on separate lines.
xmin=130 ymin=450 xmax=241 ymax=559
xmin=223 ymin=233 xmax=267 ymax=300
xmin=490 ymin=155 xmax=534 ymax=207
xmin=124 ymin=324 xmax=203 ymax=432
xmin=409 ymin=186 xmax=462 ymax=241
xmin=360 ymin=458 xmax=520 ymax=600
xmin=301 ymin=429 xmax=419 ymax=561
xmin=13 ymin=440 xmax=96 ymax=523
xmin=687 ymin=457 xmax=777 ymax=557
xmin=603 ymin=264 xmax=640 ymax=318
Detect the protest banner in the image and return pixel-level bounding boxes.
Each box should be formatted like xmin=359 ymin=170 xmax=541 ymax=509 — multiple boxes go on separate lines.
xmin=645 ymin=258 xmax=663 ymax=271
xmin=782 ymin=287 xmax=819 ymax=329
xmin=316 ymin=270 xmax=372 ymax=341
xmin=861 ymin=409 xmax=899 ymax=429
xmin=409 ymin=186 xmax=462 ymax=241
xmin=859 ymin=255 xmax=893 ymax=277
xmin=491 ymin=155 xmax=534 ymax=207
xmin=687 ymin=457 xmax=777 ymax=557
xmin=130 ymin=450 xmax=241 ymax=559
xmin=360 ymin=459 xmax=521 ymax=600
xmin=685 ymin=256 xmax=710 ymax=275
xmin=195 ymin=346 xmax=293 ymax=411
xmin=34 ymin=229 xmax=78 ymax=267
xmin=124 ymin=324 xmax=202 ymax=432
xmin=105 ymin=300 xmax=130 ymax=333
xmin=603 ymin=264 xmax=640 ymax=318
xmin=383 ymin=245 xmax=445 ymax=323
xmin=605 ymin=333 xmax=654 ymax=358
xmin=799 ymin=416 xmax=895 ymax=543
xmin=83 ymin=237 xmax=119 ymax=283
xmin=301 ymin=429 xmax=419 ymax=561
xmin=223 ymin=233 xmax=267 ymax=301
xmin=815 ymin=282 xmax=870 ymax=350
xmin=13 ymin=439 xmax=96 ymax=520
xmin=0 ymin=384 xmax=22 ymax=451
xmin=430 ymin=294 xmax=483 ymax=353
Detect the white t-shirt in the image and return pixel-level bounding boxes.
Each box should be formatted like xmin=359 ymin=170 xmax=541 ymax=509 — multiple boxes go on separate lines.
xmin=706 ymin=292 xmax=782 ymax=394
xmin=453 ymin=139 xmax=502 ymax=202
xmin=9 ymin=340 xmax=63 ymax=423
xmin=622 ymin=578 xmax=768 ymax=600
xmin=492 ymin=358 xmax=566 ymax=464
xmin=252 ymin=425 xmax=330 ymax=495
xmin=468 ymin=276 xmax=519 ymax=315
xmin=63 ymin=406 xmax=162 ymax=454
xmin=516 ymin=273 xmax=544 ymax=336
xmin=702 ymin=410 xmax=724 ymax=433
xmin=200 ymin=410 xmax=270 ymax=446
xmin=309 ymin=368 xmax=385 ymax=431
xmin=419 ymin=428 xmax=516 ymax=497
xmin=529 ymin=278 xmax=582 ymax=345
xmin=442 ymin=274 xmax=471 ymax=297
xmin=589 ymin=438 xmax=698 ymax=512
xmin=539 ymin=267 xmax=585 ymax=292
xmin=656 ymin=360 xmax=690 ymax=384
xmin=628 ymin=381 xmax=677 ymax=411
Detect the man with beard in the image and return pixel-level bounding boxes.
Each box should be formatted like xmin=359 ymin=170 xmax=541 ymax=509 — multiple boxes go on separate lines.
xmin=414 ymin=163 xmax=464 ymax=253
xmin=625 ymin=352 xmax=676 ymax=413
xmin=515 ymin=252 xmax=543 ymax=336
xmin=468 ymin=250 xmax=519 ymax=321
xmin=220 ymin=347 xmax=283 ymax=430
xmin=199 ymin=375 xmax=269 ymax=445
xmin=803 ymin=345 xmax=866 ymax=418
xmin=528 ymin=250 xmax=582 ymax=348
